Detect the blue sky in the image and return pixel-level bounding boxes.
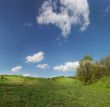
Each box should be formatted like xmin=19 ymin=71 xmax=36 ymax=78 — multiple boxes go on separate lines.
xmin=0 ymin=0 xmax=110 ymax=78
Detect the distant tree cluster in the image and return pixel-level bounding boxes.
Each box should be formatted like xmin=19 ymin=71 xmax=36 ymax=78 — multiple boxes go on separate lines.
xmin=77 ymin=55 xmax=110 ymax=84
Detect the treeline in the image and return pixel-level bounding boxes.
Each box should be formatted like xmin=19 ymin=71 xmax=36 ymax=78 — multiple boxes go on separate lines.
xmin=76 ymin=55 xmax=110 ymax=84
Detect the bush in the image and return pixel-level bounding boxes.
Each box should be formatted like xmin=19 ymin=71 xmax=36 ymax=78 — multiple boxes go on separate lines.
xmin=76 ymin=55 xmax=110 ymax=84
xmin=77 ymin=56 xmax=94 ymax=84
xmin=1 ymin=76 xmax=4 ymax=79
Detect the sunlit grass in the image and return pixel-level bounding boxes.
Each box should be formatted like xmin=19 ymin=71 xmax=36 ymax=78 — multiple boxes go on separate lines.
xmin=0 ymin=75 xmax=110 ymax=107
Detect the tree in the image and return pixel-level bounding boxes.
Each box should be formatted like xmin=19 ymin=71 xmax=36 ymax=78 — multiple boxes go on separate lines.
xmin=77 ymin=56 xmax=94 ymax=84
xmin=0 ymin=75 xmax=4 ymax=79
xmin=99 ymin=56 xmax=110 ymax=76
xmin=77 ymin=55 xmax=110 ymax=84
xmin=93 ymin=62 xmax=106 ymax=80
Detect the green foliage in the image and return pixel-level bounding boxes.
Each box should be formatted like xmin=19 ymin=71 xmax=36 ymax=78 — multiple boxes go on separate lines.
xmin=0 ymin=76 xmax=4 ymax=79
xmin=81 ymin=56 xmax=93 ymax=61
xmin=93 ymin=62 xmax=107 ymax=80
xmin=99 ymin=56 xmax=110 ymax=76
xmin=100 ymin=56 xmax=110 ymax=68
xmin=77 ymin=55 xmax=110 ymax=84
xmin=77 ymin=56 xmax=94 ymax=84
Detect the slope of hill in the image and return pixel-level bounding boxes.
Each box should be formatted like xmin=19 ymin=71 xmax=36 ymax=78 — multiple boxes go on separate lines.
xmin=0 ymin=75 xmax=110 ymax=107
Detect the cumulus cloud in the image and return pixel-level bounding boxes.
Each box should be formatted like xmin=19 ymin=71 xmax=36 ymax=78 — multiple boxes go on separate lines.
xmin=11 ymin=66 xmax=22 ymax=72
xmin=54 ymin=61 xmax=79 ymax=72
xmin=37 ymin=64 xmax=49 ymax=70
xmin=24 ymin=74 xmax=31 ymax=77
xmin=51 ymin=75 xmax=56 ymax=78
xmin=37 ymin=0 xmax=90 ymax=37
xmin=26 ymin=51 xmax=44 ymax=63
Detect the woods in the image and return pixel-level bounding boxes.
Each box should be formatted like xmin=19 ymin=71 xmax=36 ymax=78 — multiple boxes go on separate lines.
xmin=77 ymin=55 xmax=110 ymax=84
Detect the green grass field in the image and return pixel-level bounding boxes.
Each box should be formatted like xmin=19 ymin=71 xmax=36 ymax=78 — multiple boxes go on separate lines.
xmin=0 ymin=75 xmax=110 ymax=107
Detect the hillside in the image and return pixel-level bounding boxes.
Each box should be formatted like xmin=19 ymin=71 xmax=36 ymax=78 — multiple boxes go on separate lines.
xmin=0 ymin=75 xmax=110 ymax=107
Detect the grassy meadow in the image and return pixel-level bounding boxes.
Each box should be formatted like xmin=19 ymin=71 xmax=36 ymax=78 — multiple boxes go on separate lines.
xmin=0 ymin=75 xmax=110 ymax=107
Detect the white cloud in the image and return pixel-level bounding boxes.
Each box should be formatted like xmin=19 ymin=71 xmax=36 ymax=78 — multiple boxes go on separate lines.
xmin=54 ymin=61 xmax=79 ymax=72
xmin=37 ymin=64 xmax=49 ymax=70
xmin=51 ymin=75 xmax=56 ymax=78
xmin=37 ymin=0 xmax=90 ymax=38
xmin=11 ymin=66 xmax=22 ymax=72
xmin=24 ymin=74 xmax=31 ymax=77
xmin=26 ymin=51 xmax=44 ymax=63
